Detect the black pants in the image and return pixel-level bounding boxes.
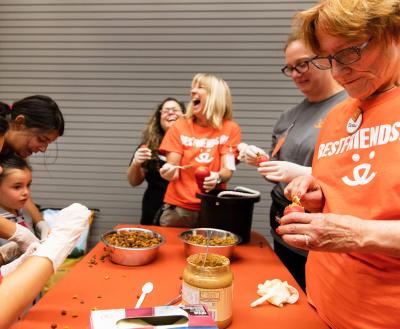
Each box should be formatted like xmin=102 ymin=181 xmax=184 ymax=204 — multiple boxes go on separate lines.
xmin=270 ymin=200 xmax=307 ymax=292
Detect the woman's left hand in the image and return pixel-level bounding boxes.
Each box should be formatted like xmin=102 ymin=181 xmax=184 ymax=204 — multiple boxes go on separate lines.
xmin=203 ymin=171 xmax=220 ymax=192
xmin=276 ymin=211 xmax=363 ymax=252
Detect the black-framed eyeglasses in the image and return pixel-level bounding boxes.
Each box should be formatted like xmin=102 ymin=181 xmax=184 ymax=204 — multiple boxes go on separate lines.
xmin=281 ymin=58 xmax=314 ymax=77
xmin=160 ymin=107 xmax=183 ymax=115
xmin=311 ymin=38 xmax=371 ymax=70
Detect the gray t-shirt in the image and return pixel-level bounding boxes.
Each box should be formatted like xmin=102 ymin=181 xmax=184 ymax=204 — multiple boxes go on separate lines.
xmin=270 ymin=90 xmax=348 ymax=205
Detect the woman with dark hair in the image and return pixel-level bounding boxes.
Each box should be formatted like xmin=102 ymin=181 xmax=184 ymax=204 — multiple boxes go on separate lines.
xmin=0 ymin=95 xmax=65 ymax=240
xmin=0 ymin=102 xmax=88 ymax=329
xmin=127 ymin=97 xmax=185 ymax=224
xmin=1 ymin=95 xmax=64 ymax=158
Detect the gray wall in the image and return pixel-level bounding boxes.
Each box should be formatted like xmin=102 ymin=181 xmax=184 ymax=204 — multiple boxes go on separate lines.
xmin=0 ymin=0 xmax=315 ymax=248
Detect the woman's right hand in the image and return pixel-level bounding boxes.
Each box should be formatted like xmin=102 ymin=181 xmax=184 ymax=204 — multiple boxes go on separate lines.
xmin=159 ymin=163 xmax=179 ymax=181
xmin=132 ymin=146 xmax=152 ymax=166
xmin=237 ymin=143 xmax=267 ymax=166
xmin=284 ymin=175 xmax=325 ymax=213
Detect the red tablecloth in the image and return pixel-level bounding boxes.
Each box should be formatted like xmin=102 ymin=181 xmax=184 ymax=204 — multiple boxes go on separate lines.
xmin=11 ymin=226 xmax=327 ymax=329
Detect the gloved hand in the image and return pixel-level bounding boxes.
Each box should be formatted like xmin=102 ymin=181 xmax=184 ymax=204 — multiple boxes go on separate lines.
xmin=258 ymin=161 xmax=312 ymax=183
xmin=237 ymin=143 xmax=266 ymax=166
xmin=8 ymin=223 xmax=40 ymax=252
xmin=132 ymin=146 xmax=152 ymax=166
xmin=159 ymin=163 xmax=179 ymax=181
xmin=203 ymin=171 xmax=219 ymax=192
xmin=35 ymin=220 xmax=51 ymax=240
xmin=0 ymin=242 xmax=22 ymax=265
xmin=33 ymin=203 xmax=90 ymax=272
xmin=0 ymin=242 xmax=40 ymax=277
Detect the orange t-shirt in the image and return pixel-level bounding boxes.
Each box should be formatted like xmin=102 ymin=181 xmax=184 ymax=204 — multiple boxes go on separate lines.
xmin=309 ymin=87 xmax=400 ymax=328
xmin=159 ymin=118 xmax=241 ymax=211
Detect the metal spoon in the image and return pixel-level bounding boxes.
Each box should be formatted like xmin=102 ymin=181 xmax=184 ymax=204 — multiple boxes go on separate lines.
xmin=135 ymin=282 xmax=154 ymax=308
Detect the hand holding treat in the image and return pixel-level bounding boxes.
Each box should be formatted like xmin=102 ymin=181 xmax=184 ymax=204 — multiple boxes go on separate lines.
xmin=256 ymin=152 xmax=269 ymax=166
xmin=133 ymin=144 xmax=152 ymax=166
xmin=195 ymin=166 xmax=211 ymax=192
xmin=284 ymin=195 xmax=305 ymax=215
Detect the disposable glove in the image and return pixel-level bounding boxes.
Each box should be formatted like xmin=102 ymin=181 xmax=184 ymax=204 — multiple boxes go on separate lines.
xmin=8 ymin=223 xmax=40 ymax=252
xmin=35 ymin=220 xmax=51 ymax=240
xmin=203 ymin=171 xmax=219 ymax=193
xmin=132 ymin=146 xmax=152 ymax=165
xmin=33 ymin=203 xmax=90 ymax=272
xmin=0 ymin=242 xmax=40 ymax=277
xmin=237 ymin=143 xmax=266 ymax=166
xmin=159 ymin=163 xmax=179 ymax=181
xmin=258 ymin=161 xmax=311 ymax=183
xmin=0 ymin=242 xmax=22 ymax=264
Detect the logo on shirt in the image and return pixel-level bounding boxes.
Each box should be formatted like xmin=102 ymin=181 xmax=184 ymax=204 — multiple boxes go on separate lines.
xmin=195 ymin=152 xmax=214 ymax=163
xmin=341 ymin=151 xmax=377 ymax=186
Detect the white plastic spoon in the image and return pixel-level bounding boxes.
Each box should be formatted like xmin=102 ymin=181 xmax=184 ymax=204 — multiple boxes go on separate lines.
xmin=135 ymin=282 xmax=154 ymax=309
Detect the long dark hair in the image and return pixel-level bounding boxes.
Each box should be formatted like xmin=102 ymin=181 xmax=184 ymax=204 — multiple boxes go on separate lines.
xmin=0 ymin=102 xmax=10 ymax=136
xmin=10 ymin=95 xmax=64 ymax=136
xmin=138 ymin=97 xmax=185 ymax=172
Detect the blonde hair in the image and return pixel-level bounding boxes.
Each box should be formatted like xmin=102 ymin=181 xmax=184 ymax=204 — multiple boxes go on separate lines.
xmin=186 ymin=73 xmax=233 ymax=129
xmin=294 ymin=0 xmax=400 ymax=53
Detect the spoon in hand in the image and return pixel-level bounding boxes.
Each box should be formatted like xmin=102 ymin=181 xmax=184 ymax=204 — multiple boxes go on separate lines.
xmin=135 ymin=282 xmax=154 ymax=308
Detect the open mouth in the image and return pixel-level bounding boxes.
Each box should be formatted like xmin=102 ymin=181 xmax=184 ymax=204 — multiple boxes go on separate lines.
xmin=166 ymin=116 xmax=178 ymax=122
xmin=192 ymin=99 xmax=201 ymax=106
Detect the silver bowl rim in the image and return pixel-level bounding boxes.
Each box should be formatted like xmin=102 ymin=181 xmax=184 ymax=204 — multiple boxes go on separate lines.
xmin=101 ymin=227 xmax=165 ymax=251
xmin=178 ymin=227 xmax=241 ymax=247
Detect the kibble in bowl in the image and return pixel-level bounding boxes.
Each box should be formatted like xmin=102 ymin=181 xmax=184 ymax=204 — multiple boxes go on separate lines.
xmin=101 ymin=228 xmax=165 ymax=266
xmin=179 ymin=228 xmax=240 ymax=260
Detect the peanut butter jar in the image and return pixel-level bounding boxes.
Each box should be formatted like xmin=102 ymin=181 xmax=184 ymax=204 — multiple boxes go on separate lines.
xmin=182 ymin=253 xmax=233 ymax=329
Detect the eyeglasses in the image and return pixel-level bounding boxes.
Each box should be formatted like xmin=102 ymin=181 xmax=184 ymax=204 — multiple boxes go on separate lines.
xmin=160 ymin=107 xmax=182 ymax=115
xmin=281 ymin=58 xmax=314 ymax=77
xmin=311 ymin=38 xmax=371 ymax=70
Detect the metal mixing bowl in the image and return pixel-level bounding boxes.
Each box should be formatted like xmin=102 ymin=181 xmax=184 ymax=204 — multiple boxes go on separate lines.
xmin=179 ymin=228 xmax=240 ymax=259
xmin=101 ymin=227 xmax=165 ymax=266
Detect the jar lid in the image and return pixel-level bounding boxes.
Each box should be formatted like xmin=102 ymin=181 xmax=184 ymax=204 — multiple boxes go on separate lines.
xmin=187 ymin=253 xmax=230 ymax=268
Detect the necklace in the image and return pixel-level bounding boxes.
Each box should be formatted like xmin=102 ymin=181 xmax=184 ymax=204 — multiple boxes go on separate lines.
xmin=369 ymin=82 xmax=399 ymax=98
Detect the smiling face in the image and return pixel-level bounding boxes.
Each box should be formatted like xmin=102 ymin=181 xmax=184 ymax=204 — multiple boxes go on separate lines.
xmin=159 ymin=100 xmax=184 ymax=132
xmin=0 ymin=168 xmax=32 ymax=213
xmin=285 ymin=40 xmax=336 ymax=101
xmin=316 ymin=31 xmax=400 ymax=100
xmin=5 ymin=128 xmax=59 ymax=158
xmin=190 ymin=81 xmax=208 ymax=123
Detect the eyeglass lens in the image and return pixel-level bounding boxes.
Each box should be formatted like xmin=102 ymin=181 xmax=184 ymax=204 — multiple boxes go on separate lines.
xmin=312 ymin=39 xmax=369 ymax=69
xmin=282 ymin=60 xmax=310 ymax=77
xmin=161 ymin=107 xmax=181 ymax=114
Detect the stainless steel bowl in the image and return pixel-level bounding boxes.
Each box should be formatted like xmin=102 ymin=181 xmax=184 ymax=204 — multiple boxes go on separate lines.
xmin=101 ymin=228 xmax=165 ymax=266
xmin=179 ymin=228 xmax=241 ymax=259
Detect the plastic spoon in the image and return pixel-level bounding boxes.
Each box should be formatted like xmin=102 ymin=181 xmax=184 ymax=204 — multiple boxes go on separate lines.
xmin=135 ymin=282 xmax=154 ymax=308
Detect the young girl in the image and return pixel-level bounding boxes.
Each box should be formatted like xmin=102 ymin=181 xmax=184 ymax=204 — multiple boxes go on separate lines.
xmin=0 ymin=154 xmax=34 ymax=265
xmin=159 ymin=73 xmax=241 ymax=227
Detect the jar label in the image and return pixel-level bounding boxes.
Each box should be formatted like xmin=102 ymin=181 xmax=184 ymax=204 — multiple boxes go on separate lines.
xmin=182 ymin=281 xmax=233 ymax=323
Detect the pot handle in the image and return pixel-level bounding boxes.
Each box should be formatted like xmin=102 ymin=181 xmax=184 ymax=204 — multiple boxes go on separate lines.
xmin=217 ymin=186 xmax=261 ymax=198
